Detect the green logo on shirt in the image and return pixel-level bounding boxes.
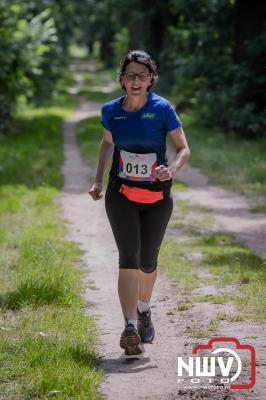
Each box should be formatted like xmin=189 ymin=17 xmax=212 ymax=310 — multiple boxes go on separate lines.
xmin=141 ymin=113 xmax=156 ymax=119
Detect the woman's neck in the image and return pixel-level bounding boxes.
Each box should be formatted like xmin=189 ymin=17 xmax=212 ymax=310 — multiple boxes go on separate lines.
xmin=122 ymin=93 xmax=148 ymax=112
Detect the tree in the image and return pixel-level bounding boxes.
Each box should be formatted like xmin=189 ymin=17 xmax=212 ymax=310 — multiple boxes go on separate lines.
xmin=230 ymin=0 xmax=266 ymax=137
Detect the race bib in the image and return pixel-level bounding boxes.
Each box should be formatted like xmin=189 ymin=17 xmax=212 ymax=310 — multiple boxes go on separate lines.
xmin=118 ymin=150 xmax=158 ymax=181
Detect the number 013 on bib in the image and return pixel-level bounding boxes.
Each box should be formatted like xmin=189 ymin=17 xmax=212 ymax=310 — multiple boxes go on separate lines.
xmin=118 ymin=150 xmax=158 ymax=182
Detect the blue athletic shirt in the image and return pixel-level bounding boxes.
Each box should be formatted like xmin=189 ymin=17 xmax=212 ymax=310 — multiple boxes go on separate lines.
xmin=101 ymin=91 xmax=182 ymax=188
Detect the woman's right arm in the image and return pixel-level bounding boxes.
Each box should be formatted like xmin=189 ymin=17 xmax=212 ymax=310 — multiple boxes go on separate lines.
xmin=88 ymin=129 xmax=114 ymax=201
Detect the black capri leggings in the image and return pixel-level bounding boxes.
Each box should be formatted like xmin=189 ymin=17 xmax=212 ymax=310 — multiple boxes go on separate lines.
xmin=105 ymin=184 xmax=173 ymax=273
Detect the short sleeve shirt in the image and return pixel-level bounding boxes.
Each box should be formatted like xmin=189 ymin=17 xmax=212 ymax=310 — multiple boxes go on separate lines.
xmin=101 ymin=91 xmax=182 ymax=187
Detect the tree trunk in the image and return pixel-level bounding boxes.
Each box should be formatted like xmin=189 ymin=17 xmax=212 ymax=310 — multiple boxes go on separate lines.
xmin=233 ymin=0 xmax=266 ymax=111
xmin=234 ymin=0 xmax=265 ymax=64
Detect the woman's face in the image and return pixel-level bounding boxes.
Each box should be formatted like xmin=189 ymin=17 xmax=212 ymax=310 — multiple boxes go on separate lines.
xmin=121 ymin=62 xmax=152 ymax=97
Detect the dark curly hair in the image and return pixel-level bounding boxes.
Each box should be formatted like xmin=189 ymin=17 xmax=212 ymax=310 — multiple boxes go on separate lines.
xmin=118 ymin=50 xmax=158 ymax=91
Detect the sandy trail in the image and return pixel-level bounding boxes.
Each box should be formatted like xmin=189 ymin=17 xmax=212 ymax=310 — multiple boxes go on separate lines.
xmin=59 ymin=91 xmax=265 ymax=399
xmin=59 ymin=101 xmax=187 ymax=399
xmin=169 ymin=154 xmax=266 ymax=258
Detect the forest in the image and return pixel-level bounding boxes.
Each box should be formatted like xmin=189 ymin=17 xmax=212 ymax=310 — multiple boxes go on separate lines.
xmin=1 ymin=0 xmax=265 ymax=138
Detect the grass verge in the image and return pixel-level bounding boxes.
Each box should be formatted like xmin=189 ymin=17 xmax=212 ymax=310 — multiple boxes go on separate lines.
xmin=77 ymin=69 xmax=122 ymax=104
xmin=0 ymin=72 xmax=103 ymax=399
xmin=160 ymin=229 xmax=266 ymax=322
xmin=76 ymin=116 xmax=103 ymax=167
xmin=76 ymin=116 xmax=112 ymax=188
xmin=175 ymin=112 xmax=266 ymax=212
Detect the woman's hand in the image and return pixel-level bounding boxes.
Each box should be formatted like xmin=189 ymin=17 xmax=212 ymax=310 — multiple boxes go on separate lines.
xmin=154 ymin=165 xmax=174 ymax=181
xmin=88 ymin=182 xmax=103 ymax=201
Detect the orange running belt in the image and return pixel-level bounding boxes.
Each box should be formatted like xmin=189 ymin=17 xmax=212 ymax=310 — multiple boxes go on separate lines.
xmin=119 ymin=184 xmax=163 ymax=203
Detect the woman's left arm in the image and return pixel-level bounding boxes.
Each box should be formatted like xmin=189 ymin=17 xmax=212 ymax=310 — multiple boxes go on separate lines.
xmin=155 ymin=126 xmax=190 ymax=181
xmin=168 ymin=126 xmax=190 ymax=176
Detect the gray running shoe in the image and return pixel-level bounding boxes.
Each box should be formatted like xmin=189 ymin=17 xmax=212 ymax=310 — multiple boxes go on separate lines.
xmin=137 ymin=308 xmax=155 ymax=343
xmin=120 ymin=323 xmax=144 ymax=358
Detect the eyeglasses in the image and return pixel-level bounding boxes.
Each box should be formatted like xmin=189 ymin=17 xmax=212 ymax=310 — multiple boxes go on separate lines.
xmin=123 ymin=72 xmax=152 ymax=81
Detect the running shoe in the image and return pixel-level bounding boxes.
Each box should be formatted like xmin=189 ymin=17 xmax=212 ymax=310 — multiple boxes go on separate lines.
xmin=137 ymin=308 xmax=155 ymax=343
xmin=119 ymin=323 xmax=144 ymax=359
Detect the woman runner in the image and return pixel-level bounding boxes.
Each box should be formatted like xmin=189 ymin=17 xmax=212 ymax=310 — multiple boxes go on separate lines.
xmin=89 ymin=50 xmax=190 ymax=358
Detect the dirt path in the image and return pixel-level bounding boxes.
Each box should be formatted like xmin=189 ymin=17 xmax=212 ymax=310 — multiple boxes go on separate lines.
xmin=59 ymin=90 xmax=265 ymax=399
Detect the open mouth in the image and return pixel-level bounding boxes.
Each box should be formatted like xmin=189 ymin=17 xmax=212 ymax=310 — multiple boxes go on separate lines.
xmin=132 ymin=87 xmax=141 ymax=93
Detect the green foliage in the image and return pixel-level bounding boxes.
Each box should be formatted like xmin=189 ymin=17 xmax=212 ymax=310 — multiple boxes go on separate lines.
xmin=76 ymin=116 xmax=104 ymax=170
xmin=177 ymin=113 xmax=266 ymax=209
xmin=112 ymin=27 xmax=129 ymax=67
xmin=159 ymin=1 xmax=234 ymax=122
xmin=0 ymin=99 xmax=103 ymax=398
xmin=0 ymin=0 xmax=78 ymax=130
xmin=2 ymin=0 xmax=265 ymax=138
xmin=228 ymin=30 xmax=266 ymax=138
xmin=162 ymin=1 xmax=265 ymax=138
xmin=0 ymin=2 xmax=58 ymax=128
xmin=76 ymin=0 xmax=265 ymax=139
xmin=0 ymin=111 xmax=64 ymax=188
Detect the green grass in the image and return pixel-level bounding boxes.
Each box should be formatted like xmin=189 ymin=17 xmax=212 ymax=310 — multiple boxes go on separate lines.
xmin=159 ymin=240 xmax=201 ymax=293
xmin=187 ymin=312 xmax=245 ymax=338
xmin=187 ymin=313 xmax=230 ymax=338
xmin=1 ymin=306 xmax=102 ymax=399
xmin=77 ymin=69 xmax=122 ymax=103
xmin=159 ymin=231 xmax=266 ymax=321
xmin=171 ymin=181 xmax=188 ymax=191
xmin=178 ymin=112 xmax=266 ymax=211
xmin=169 ymin=198 xmax=214 ymax=231
xmin=76 ymin=116 xmax=103 ymax=165
xmin=160 ymin=190 xmax=266 ymax=324
xmin=191 ymin=294 xmax=232 ymax=304
xmin=0 ymin=75 xmax=103 ymax=398
xmin=187 ymin=317 xmax=221 ymax=338
xmin=76 ymin=116 xmax=113 ymax=189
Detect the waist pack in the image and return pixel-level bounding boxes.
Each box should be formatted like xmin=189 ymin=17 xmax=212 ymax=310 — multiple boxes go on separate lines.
xmin=119 ymin=184 xmax=163 ymax=203
xmin=108 ymin=175 xmax=171 ymax=204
